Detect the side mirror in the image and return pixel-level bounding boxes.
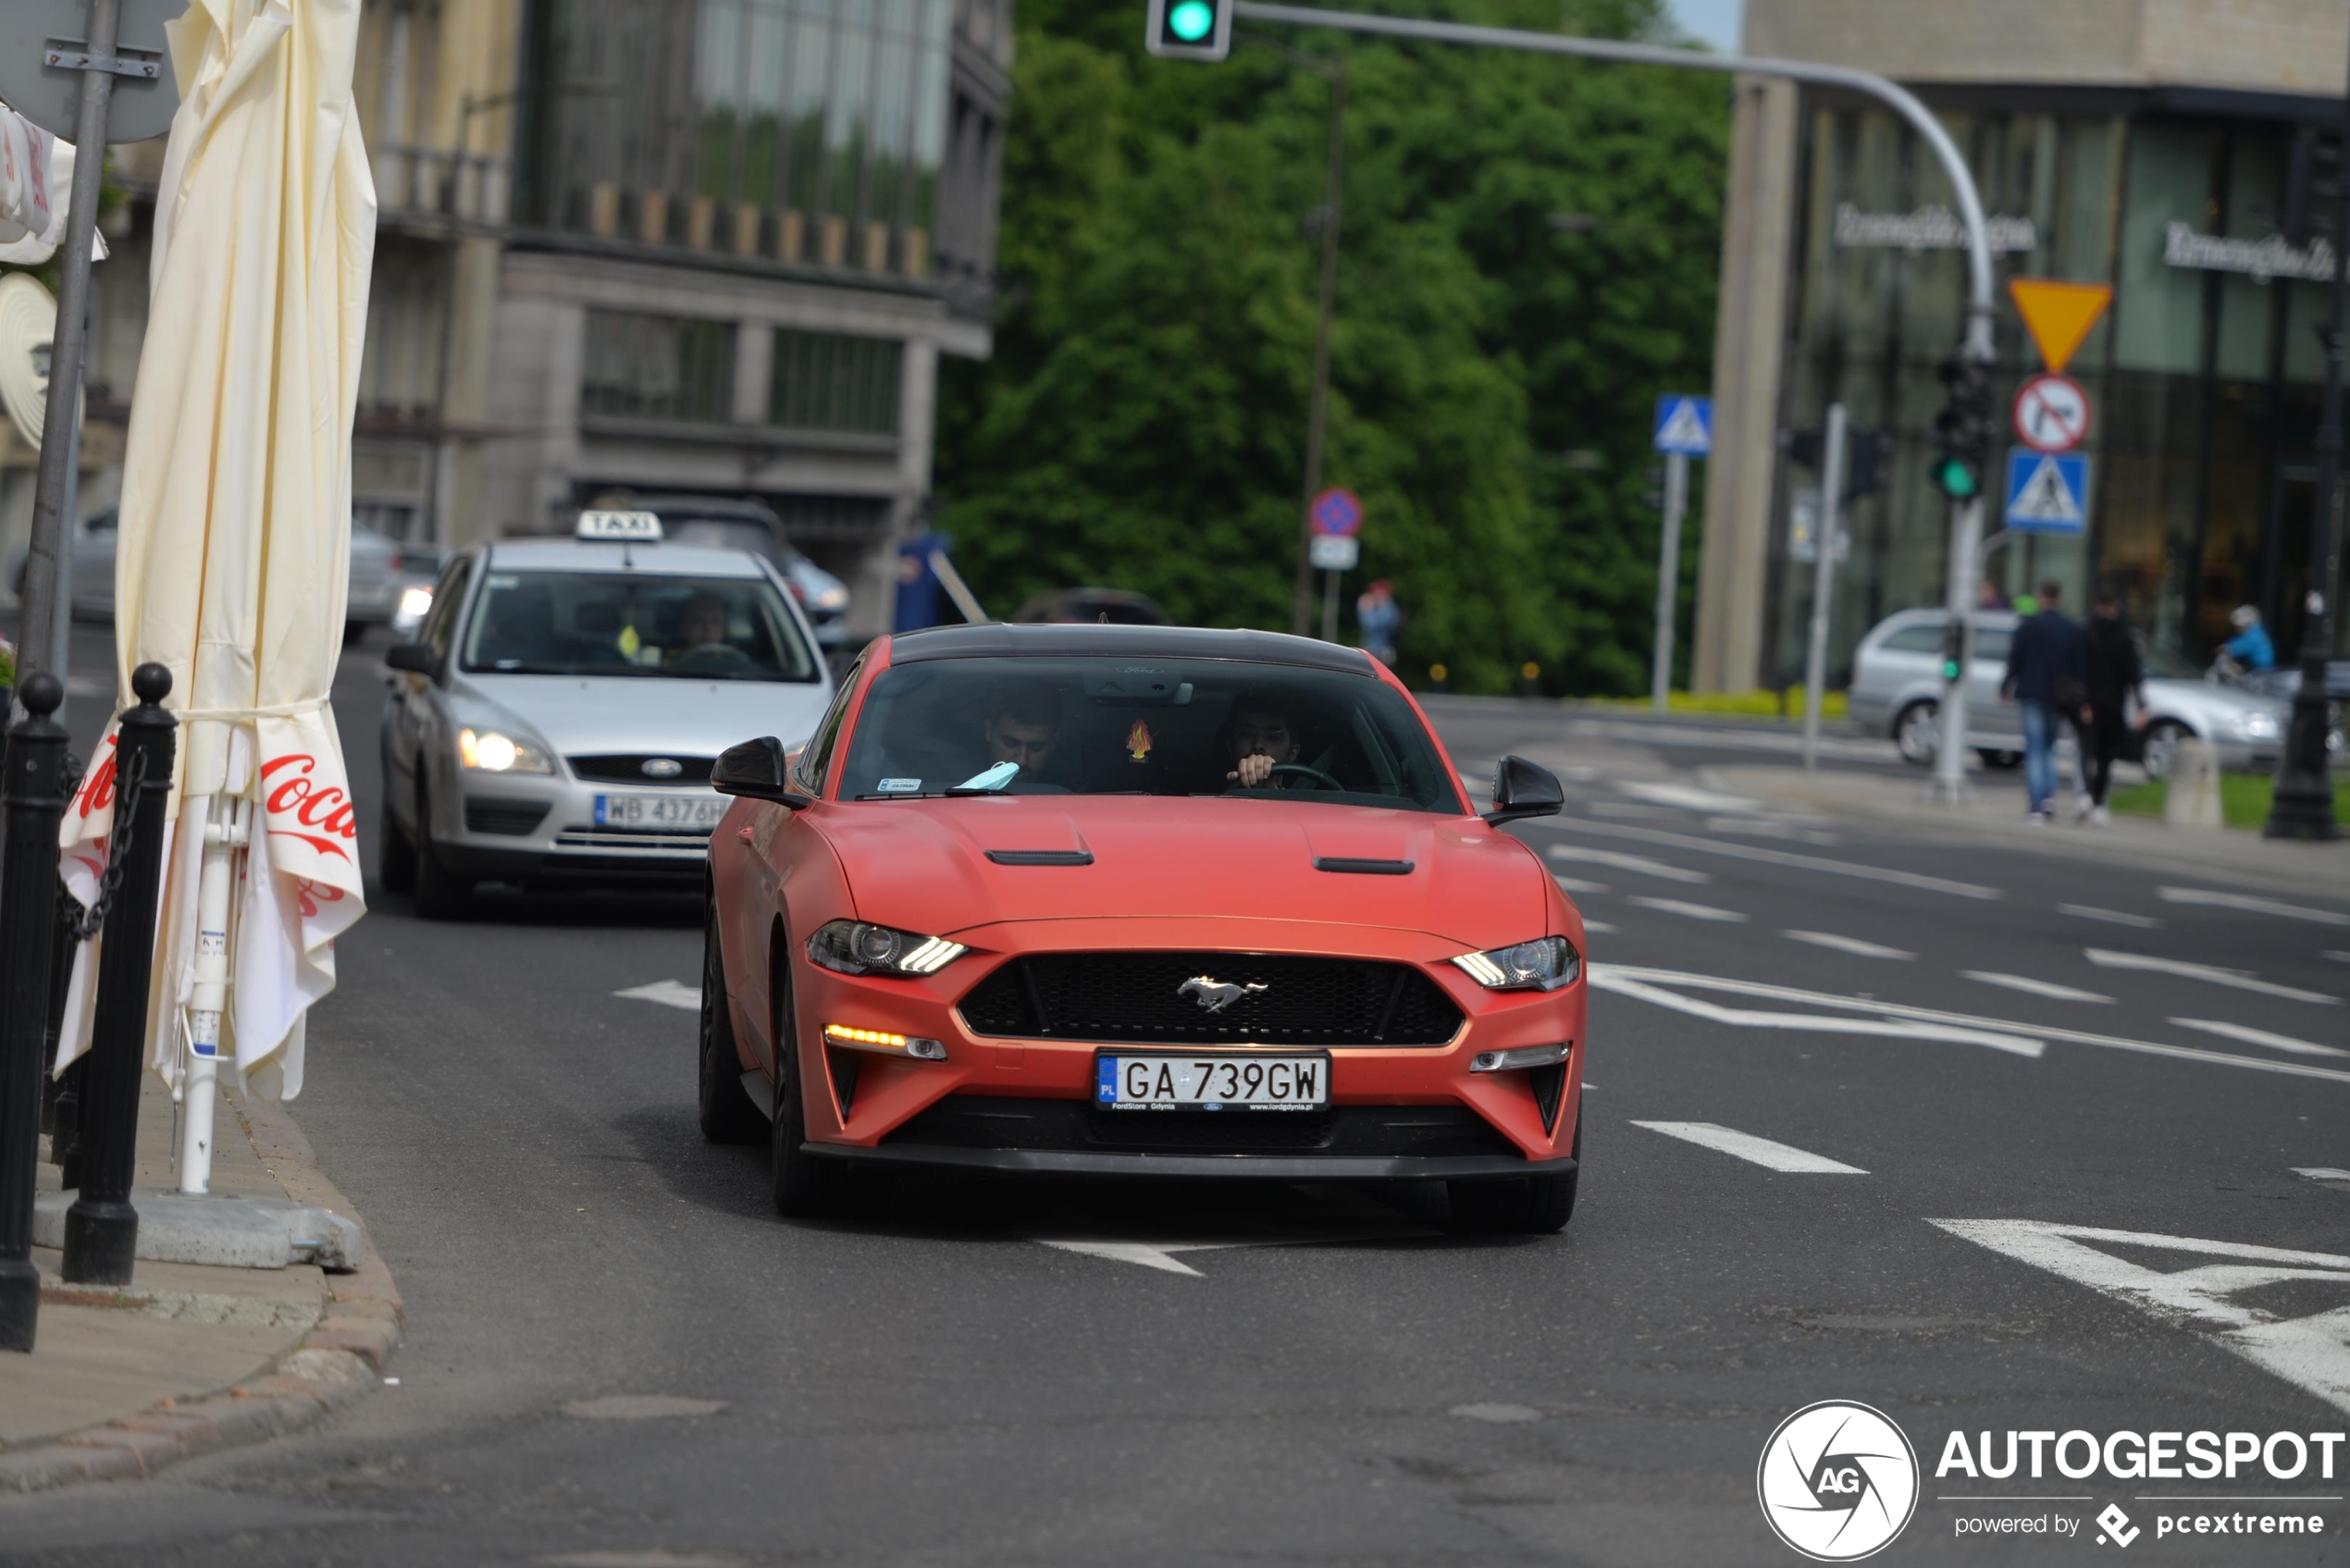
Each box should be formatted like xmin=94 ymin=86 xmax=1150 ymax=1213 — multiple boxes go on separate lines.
xmin=712 ymin=735 xmax=813 ymax=809
xmin=385 ymin=641 xmax=442 ymax=681
xmin=1483 ymin=754 xmax=1564 ymax=828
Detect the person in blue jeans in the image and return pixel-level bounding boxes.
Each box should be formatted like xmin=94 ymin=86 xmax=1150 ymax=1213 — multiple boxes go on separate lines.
xmin=2000 ymin=579 xmax=2088 ymax=823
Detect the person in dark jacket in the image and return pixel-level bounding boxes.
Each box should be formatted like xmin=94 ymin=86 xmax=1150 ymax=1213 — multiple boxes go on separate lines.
xmin=2074 ymin=586 xmax=2146 ymax=824
xmin=2000 ymin=580 xmax=2088 ymax=823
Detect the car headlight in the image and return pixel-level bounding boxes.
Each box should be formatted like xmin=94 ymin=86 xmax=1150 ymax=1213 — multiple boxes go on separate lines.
xmin=808 ymin=585 xmax=848 ymax=612
xmin=808 ymin=920 xmax=966 ymax=977
xmin=458 ymin=726 xmax=554 ymax=773
xmin=2230 ymin=711 xmax=2282 ymax=740
xmin=1451 ymin=936 xmax=1580 ymax=992
xmin=396 ymin=585 xmax=434 ymax=621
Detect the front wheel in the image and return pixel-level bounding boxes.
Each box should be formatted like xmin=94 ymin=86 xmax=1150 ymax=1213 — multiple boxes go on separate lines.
xmin=770 ymin=950 xmax=855 ymax=1219
xmin=378 ymin=796 xmax=417 ymax=895
xmin=699 ymin=902 xmax=766 ymax=1144
xmin=1448 ymin=1121 xmax=1579 ymax=1235
xmin=411 ymin=781 xmax=475 ymax=920
xmin=1894 ymin=701 xmax=1939 ymax=767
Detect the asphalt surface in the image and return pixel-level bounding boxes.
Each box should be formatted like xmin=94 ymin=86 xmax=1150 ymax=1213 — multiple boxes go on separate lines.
xmin=5 ymin=639 xmax=2349 ymax=1566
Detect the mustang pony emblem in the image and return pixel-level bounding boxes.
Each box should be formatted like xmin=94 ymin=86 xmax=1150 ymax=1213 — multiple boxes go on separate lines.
xmin=1179 ymin=976 xmax=1268 ymax=1013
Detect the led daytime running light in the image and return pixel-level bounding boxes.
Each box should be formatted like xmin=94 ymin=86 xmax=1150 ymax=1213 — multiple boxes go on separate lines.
xmin=823 ymin=1024 xmax=947 ymax=1061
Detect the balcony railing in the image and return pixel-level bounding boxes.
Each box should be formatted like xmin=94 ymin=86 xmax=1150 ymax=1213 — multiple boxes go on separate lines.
xmin=375 ymin=143 xmax=511 ymax=228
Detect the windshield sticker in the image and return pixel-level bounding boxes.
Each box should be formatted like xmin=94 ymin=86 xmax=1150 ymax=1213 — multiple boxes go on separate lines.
xmin=876 ymin=778 xmax=922 ymax=794
xmin=1125 ymin=720 xmax=1153 ymax=761
xmin=486 ymin=574 xmax=520 ymax=588
xmin=955 ymin=760 xmax=1020 ymax=792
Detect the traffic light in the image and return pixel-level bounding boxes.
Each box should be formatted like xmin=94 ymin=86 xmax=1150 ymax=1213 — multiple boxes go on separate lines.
xmin=1930 ymin=354 xmax=1993 ymax=501
xmin=1940 ymin=620 xmax=1967 ymax=683
xmin=1145 ymin=0 xmax=1232 ymax=60
xmin=1844 ymin=429 xmax=1897 ymax=501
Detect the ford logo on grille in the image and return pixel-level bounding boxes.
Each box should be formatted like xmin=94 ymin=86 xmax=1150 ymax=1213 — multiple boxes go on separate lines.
xmin=1179 ymin=976 xmax=1268 ymax=1014
xmin=640 ymin=758 xmax=684 ymax=779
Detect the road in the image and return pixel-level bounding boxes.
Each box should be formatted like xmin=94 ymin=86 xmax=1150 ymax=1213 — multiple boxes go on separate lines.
xmin=5 ymin=646 xmax=2348 ymax=1565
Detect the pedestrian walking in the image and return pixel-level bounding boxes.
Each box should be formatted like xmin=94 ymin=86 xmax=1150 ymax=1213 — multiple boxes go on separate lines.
xmin=1999 ymin=579 xmax=2086 ymax=824
xmin=1356 ymin=579 xmax=1402 ymax=667
xmin=2072 ymin=586 xmax=2146 ymax=824
xmin=1977 ymin=578 xmax=2010 ymax=612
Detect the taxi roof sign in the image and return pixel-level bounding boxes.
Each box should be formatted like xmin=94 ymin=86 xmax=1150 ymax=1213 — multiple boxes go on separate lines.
xmin=576 ymin=510 xmax=662 ymax=542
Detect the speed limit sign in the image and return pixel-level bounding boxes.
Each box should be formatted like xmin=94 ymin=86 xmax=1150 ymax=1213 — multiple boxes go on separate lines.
xmin=2011 ymin=373 xmax=2090 ymax=453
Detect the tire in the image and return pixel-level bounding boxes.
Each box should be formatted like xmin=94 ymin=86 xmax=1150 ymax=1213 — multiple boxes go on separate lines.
xmin=699 ymin=901 xmax=766 ymax=1144
xmin=1976 ymin=748 xmax=2022 ymax=770
xmin=2140 ymin=721 xmax=2188 ymax=782
xmin=378 ymin=795 xmax=417 ymax=895
xmin=1894 ymin=700 xmax=1939 ymax=767
xmin=1448 ymin=1120 xmax=1579 ymax=1236
xmin=410 ymin=780 xmax=474 ymax=920
xmin=770 ymin=945 xmax=854 ymax=1219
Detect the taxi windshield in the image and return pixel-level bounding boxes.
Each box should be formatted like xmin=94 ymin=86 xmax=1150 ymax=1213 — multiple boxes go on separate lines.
xmin=460 ymin=571 xmax=818 ymax=682
xmin=835 ymin=656 xmax=1463 ymax=812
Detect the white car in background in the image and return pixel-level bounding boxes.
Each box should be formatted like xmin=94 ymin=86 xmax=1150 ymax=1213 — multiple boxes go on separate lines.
xmin=1848 ymin=608 xmax=2300 ymax=779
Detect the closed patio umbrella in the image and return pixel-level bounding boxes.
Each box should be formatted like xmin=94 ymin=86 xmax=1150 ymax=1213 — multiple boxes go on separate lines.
xmin=57 ymin=0 xmax=374 ymax=1191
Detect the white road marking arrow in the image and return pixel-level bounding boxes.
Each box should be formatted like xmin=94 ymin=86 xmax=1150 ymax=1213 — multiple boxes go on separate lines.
xmin=1593 ymin=969 xmax=2046 ymax=1056
xmin=615 ymin=981 xmax=700 ymax=1011
xmin=1932 ymin=1219 xmax=2350 ymax=1417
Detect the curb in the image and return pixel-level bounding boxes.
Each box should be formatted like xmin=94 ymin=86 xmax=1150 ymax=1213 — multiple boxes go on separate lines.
xmin=0 ymin=1096 xmax=402 ymax=1495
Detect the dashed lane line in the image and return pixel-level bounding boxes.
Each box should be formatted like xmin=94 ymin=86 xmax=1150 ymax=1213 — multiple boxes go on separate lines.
xmin=1785 ymin=931 xmax=1913 ymax=960
xmin=2169 ymin=1019 xmax=2348 ymax=1059
xmin=1962 ymin=971 xmax=2114 ymax=1005
xmin=1614 ymin=780 xmax=1764 ymax=814
xmin=1545 ymin=844 xmax=1710 ymax=883
xmin=1540 ymin=816 xmax=2001 ymax=900
xmin=1631 ymin=1121 xmax=1867 ymax=1174
xmin=1581 ymin=920 xmax=1619 ymax=934
xmin=616 ymin=981 xmax=700 ymax=1010
xmin=1594 ymin=962 xmax=2350 ymax=1084
xmin=2158 ymin=887 xmax=2350 ymax=927
xmin=2085 ymin=947 xmax=2341 ymax=1006
xmin=2326 ymin=952 xmax=2350 ymax=966
xmin=2294 ymin=1168 xmax=2350 ymax=1185
xmin=1628 ymin=896 xmax=1748 ymax=923
xmin=2059 ymin=904 xmax=2161 ymax=930
xmin=1552 ymin=875 xmax=1610 ymax=894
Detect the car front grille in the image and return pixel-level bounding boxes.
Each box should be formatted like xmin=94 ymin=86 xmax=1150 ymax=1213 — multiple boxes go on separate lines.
xmin=956 ymin=953 xmax=1464 ymax=1046
xmin=882 ymin=1098 xmax=1515 ymax=1159
xmin=566 ymin=754 xmax=716 ymax=785
xmin=464 ymin=798 xmax=550 ymax=836
xmin=552 ymin=827 xmax=710 ymax=856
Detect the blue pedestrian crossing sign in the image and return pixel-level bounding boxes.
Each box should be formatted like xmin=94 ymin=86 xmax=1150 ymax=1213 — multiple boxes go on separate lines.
xmin=1652 ymin=395 xmax=1713 ymax=456
xmin=2003 ymin=450 xmax=2089 ymax=534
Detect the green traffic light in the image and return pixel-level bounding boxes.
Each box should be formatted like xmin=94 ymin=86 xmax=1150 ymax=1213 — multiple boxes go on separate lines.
xmin=1168 ymin=0 xmax=1214 ymax=41
xmin=1936 ymin=458 xmax=1979 ymax=500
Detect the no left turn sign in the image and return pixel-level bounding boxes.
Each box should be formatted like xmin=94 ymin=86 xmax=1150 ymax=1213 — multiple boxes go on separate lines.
xmin=2012 ymin=373 xmax=2090 ymax=453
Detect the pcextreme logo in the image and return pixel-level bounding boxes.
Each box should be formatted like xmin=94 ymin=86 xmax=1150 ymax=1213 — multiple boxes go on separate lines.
xmin=1758 ymin=1401 xmax=1922 ymax=1562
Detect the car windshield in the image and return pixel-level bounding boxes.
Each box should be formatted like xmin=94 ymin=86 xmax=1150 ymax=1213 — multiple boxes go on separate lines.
xmin=460 ymin=570 xmax=818 ymax=682
xmin=835 ymin=656 xmax=1463 ymax=812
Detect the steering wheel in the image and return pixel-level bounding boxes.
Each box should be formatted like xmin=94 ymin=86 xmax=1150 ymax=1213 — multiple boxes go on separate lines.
xmin=1264 ymin=761 xmax=1344 ymax=791
xmin=670 ymin=643 xmax=755 ymax=674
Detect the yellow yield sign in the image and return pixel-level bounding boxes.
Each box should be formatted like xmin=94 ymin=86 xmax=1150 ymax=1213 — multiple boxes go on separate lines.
xmin=2008 ymin=278 xmax=2112 ymax=376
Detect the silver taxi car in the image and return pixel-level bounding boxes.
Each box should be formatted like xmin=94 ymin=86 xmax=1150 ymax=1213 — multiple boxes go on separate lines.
xmin=379 ymin=512 xmax=835 ymax=917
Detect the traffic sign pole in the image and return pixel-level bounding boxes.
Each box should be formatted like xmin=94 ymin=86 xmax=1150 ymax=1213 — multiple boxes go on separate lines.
xmin=1800 ymin=404 xmax=1847 ymax=772
xmin=1651 ymin=451 xmax=1687 ymax=711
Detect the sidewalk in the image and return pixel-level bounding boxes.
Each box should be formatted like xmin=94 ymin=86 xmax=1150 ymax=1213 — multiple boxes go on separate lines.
xmin=0 ymin=1073 xmax=400 ymax=1492
xmin=1714 ymin=762 xmax=2350 ymax=903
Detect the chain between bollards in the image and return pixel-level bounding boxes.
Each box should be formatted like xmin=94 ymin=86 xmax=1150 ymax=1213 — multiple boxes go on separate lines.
xmin=0 ymin=673 xmax=70 ymax=1352
xmin=59 ymin=662 xmax=176 ymax=1289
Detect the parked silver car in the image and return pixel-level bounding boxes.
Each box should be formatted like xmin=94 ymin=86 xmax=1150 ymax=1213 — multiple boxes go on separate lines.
xmin=1847 ymin=608 xmax=2297 ymax=778
xmin=379 ymin=512 xmax=835 ymax=917
xmin=9 ymin=508 xmax=404 ymax=640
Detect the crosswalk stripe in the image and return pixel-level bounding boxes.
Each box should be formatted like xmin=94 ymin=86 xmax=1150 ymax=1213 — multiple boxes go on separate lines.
xmin=1631 ymin=1121 xmax=1866 ymax=1174
xmin=1962 ymin=971 xmax=2113 ymax=1004
xmin=1786 ymin=931 xmax=1913 ymax=960
xmin=2169 ymin=1019 xmax=2347 ymax=1058
xmin=2085 ymin=948 xmax=2341 ymax=1005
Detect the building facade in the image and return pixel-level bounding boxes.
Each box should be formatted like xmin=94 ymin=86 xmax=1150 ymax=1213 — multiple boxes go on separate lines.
xmin=3 ymin=0 xmax=1010 ymax=643
xmin=1696 ymin=0 xmax=2348 ymax=694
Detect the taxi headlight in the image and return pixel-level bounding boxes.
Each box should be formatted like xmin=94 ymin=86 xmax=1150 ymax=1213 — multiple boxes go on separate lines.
xmin=458 ymin=726 xmax=553 ymax=774
xmin=1451 ymin=936 xmax=1580 ymax=992
xmin=808 ymin=585 xmax=848 ymax=612
xmin=808 ymin=920 xmax=966 ymax=977
xmin=396 ymin=585 xmax=434 ymax=621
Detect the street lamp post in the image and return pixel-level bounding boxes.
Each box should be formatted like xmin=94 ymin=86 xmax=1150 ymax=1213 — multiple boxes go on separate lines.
xmin=2263 ymin=45 xmax=2348 ymax=840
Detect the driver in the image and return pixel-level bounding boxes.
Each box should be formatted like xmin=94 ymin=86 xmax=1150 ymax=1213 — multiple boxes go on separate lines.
xmin=982 ymin=681 xmax=1062 ymax=782
xmin=1225 ymin=692 xmax=1305 ymax=788
xmin=675 ymin=592 xmax=730 ymax=653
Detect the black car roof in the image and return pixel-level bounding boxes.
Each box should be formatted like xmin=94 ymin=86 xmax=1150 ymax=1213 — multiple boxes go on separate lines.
xmin=889 ymin=622 xmax=1374 ymax=674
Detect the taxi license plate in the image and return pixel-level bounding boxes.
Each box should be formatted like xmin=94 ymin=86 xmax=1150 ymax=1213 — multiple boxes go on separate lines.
xmin=593 ymin=793 xmax=728 ymax=830
xmin=1096 ymin=1055 xmax=1328 ymax=1111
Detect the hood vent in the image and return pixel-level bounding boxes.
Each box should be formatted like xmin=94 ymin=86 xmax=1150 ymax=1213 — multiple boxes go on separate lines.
xmin=1312 ymin=857 xmax=1414 ymax=875
xmin=985 ymin=849 xmax=1095 ymax=866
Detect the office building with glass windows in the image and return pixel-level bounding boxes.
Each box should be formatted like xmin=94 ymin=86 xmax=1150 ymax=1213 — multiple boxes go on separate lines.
xmin=14 ymin=0 xmax=1012 ymax=643
xmin=1694 ymin=0 xmax=2349 ymax=694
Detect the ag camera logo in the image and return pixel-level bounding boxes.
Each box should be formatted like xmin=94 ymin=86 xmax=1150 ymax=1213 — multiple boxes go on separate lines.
xmin=1758 ymin=1401 xmax=1921 ymax=1561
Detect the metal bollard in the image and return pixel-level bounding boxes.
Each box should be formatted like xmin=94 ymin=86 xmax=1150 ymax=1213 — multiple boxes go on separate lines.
xmin=60 ymin=663 xmax=176 ymax=1287
xmin=0 ymin=673 xmax=69 ymax=1352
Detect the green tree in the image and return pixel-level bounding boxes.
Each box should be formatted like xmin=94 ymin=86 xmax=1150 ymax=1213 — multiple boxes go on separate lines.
xmin=935 ymin=0 xmax=1725 ymax=694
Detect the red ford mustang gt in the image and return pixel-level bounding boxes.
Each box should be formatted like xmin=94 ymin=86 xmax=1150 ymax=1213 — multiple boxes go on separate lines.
xmin=699 ymin=623 xmax=1586 ymax=1233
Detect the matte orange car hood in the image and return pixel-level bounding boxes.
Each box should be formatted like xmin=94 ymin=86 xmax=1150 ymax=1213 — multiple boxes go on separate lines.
xmin=814 ymin=796 xmax=1549 ymax=950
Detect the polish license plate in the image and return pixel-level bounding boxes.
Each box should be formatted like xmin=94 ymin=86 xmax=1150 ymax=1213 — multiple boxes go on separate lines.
xmin=1096 ymin=1055 xmax=1328 ymax=1111
xmin=593 ymin=792 xmax=727 ymax=830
